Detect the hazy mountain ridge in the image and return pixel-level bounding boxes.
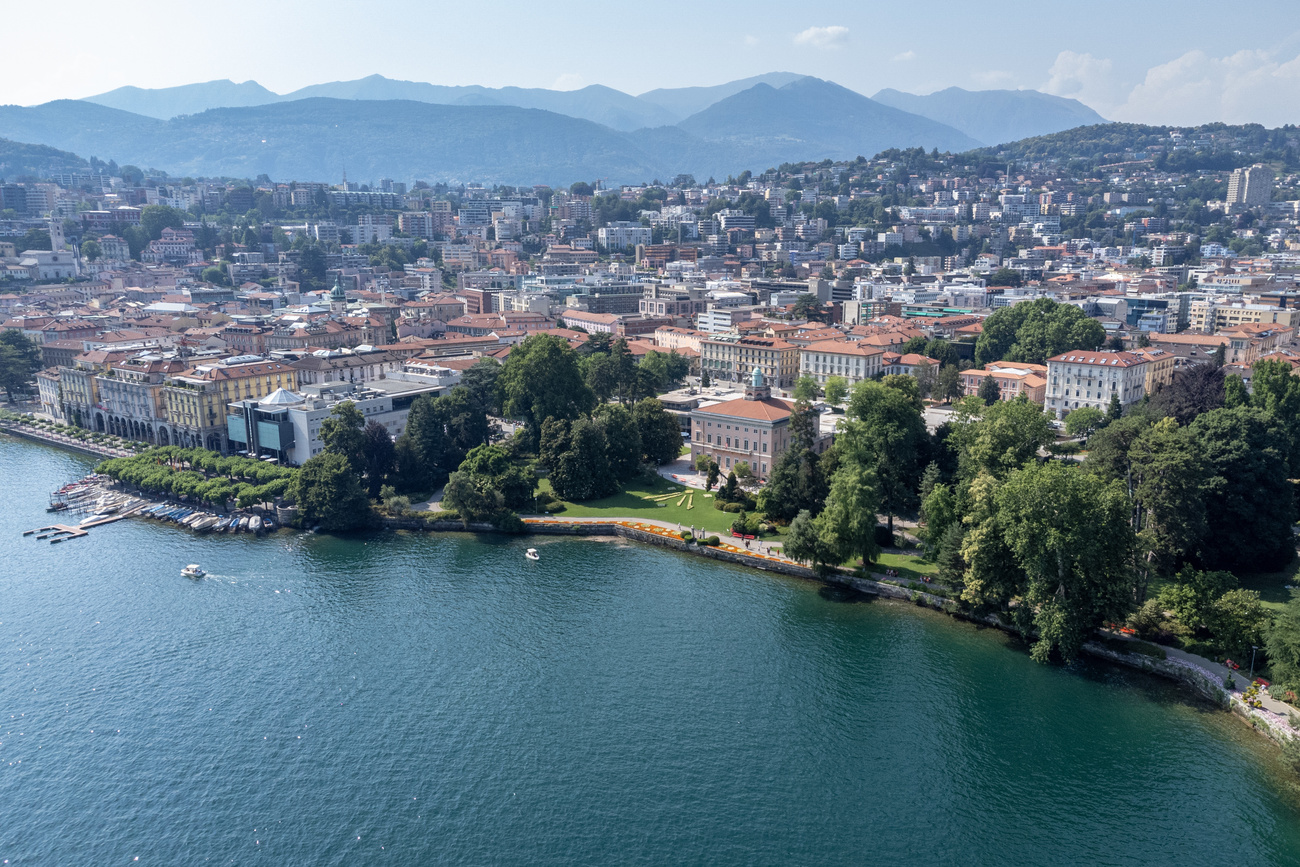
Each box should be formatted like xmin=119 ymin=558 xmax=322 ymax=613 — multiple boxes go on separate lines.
xmin=2 ymin=75 xmax=1112 ymax=185
xmin=871 ymin=87 xmax=1107 ymax=147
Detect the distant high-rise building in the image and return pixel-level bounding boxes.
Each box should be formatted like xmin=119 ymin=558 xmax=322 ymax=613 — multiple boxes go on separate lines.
xmin=1227 ymin=165 xmax=1273 ymax=207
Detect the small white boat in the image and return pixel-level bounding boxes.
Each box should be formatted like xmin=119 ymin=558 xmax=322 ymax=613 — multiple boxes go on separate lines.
xmin=249 ymin=515 xmax=263 ymax=534
xmin=192 ymin=516 xmax=220 ymax=533
xmin=181 ymin=564 xmax=206 ymax=579
xmin=525 ymin=548 xmax=540 ymax=561
xmin=80 ymin=513 xmax=110 ymax=526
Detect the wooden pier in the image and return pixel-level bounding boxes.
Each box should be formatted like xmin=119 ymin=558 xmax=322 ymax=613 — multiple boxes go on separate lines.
xmin=22 ymin=502 xmax=148 ymax=543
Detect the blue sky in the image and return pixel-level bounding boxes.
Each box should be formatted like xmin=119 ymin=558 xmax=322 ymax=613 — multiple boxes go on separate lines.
xmin=7 ymin=0 xmax=1300 ymax=125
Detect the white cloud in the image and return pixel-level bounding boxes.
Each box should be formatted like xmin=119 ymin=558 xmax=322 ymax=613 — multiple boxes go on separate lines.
xmin=1115 ymin=49 xmax=1300 ymax=126
xmin=744 ymin=34 xmax=760 ymax=47
xmin=892 ymin=50 xmax=915 ymax=62
xmin=1042 ymin=50 xmax=1124 ymax=114
xmin=793 ymin=25 xmax=849 ymax=50
xmin=1042 ymin=48 xmax=1300 ymax=125
xmin=550 ymin=73 xmax=585 ymax=91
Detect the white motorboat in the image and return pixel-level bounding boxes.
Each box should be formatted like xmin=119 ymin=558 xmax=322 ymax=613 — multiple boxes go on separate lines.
xmin=181 ymin=564 xmax=206 ymax=579
xmin=191 ymin=516 xmax=220 ymax=533
xmin=249 ymin=515 xmax=263 ymax=534
xmin=525 ymin=548 xmax=540 ymax=560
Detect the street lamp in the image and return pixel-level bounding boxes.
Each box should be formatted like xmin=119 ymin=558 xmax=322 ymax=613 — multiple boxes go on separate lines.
xmin=1249 ymin=645 xmax=1259 ymax=682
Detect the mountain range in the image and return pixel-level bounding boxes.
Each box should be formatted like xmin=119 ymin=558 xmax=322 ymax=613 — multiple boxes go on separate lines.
xmin=0 ymin=74 xmax=1108 ymax=185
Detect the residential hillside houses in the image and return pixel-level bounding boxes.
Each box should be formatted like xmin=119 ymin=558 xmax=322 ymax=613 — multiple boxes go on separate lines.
xmin=6 ymin=142 xmax=1300 ymax=461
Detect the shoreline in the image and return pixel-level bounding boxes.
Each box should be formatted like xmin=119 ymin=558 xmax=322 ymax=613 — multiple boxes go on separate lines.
xmin=10 ymin=430 xmax=1298 ymax=757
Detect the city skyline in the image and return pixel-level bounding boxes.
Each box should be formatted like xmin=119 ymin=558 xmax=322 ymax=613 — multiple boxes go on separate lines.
xmin=4 ymin=0 xmax=1300 ymax=127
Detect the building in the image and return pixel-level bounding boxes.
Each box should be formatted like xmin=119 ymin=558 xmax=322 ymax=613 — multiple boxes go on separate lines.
xmin=1188 ymin=300 xmax=1295 ymax=332
xmin=1045 ymin=350 xmax=1149 ymax=419
xmin=161 ymin=358 xmax=299 ymax=452
xmin=959 ymin=362 xmax=1048 ymax=403
xmin=597 ymin=222 xmax=651 ymax=251
xmin=1130 ymin=347 xmax=1176 ymax=395
xmin=1226 ymin=165 xmax=1273 ymax=208
xmin=798 ymin=340 xmax=884 ymax=387
xmin=688 ymin=368 xmax=805 ymax=480
xmin=225 ymin=378 xmax=445 ymax=466
xmin=700 ymin=335 xmax=800 ymax=388
xmin=94 ymin=354 xmax=187 ymax=444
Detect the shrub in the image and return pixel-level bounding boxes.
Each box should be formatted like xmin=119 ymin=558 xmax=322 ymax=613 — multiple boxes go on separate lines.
xmin=700 ymin=535 xmax=721 ymax=547
xmin=680 ymin=531 xmax=694 ymax=542
xmin=493 ymin=512 xmax=526 ymax=534
xmin=723 ymin=502 xmax=744 ymax=513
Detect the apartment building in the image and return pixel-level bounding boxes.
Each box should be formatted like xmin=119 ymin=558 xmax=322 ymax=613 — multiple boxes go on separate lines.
xmin=1188 ymin=300 xmax=1295 ymax=332
xmin=161 ymin=358 xmax=299 ymax=452
xmin=798 ymin=339 xmax=885 ymax=387
xmin=1045 ymin=350 xmax=1149 ymax=419
xmin=700 ymin=334 xmax=800 ymax=388
xmin=959 ymin=362 xmax=1048 ymax=403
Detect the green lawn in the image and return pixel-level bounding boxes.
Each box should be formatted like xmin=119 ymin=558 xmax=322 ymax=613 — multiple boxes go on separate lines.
xmin=874 ymin=551 xmax=939 ymax=582
xmin=535 ymin=476 xmax=768 ymax=537
xmin=1237 ymin=560 xmax=1300 ymax=612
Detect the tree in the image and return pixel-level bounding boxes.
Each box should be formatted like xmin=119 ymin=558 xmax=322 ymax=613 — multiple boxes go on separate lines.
xmin=977 ymin=375 xmax=1000 ymax=405
xmin=318 ymin=402 xmax=366 ymax=471
xmin=288 ymin=453 xmax=374 ymax=532
xmin=823 ymin=376 xmax=848 ymax=407
xmin=639 ymin=350 xmax=689 ymax=394
xmin=1189 ymin=406 xmax=1296 ymax=571
xmin=1159 ymin=566 xmax=1236 ymax=631
xmin=843 ymin=380 xmax=928 ymax=533
xmin=1127 ymin=419 xmax=1206 ymax=589
xmin=1266 ymin=592 xmax=1300 ymax=688
xmin=793 ymin=375 xmax=820 ymax=403
xmin=987 ymin=267 xmax=1022 ymax=287
xmin=923 ymin=339 xmax=959 ymax=368
xmin=791 ymin=294 xmax=826 ymax=322
xmin=446 ymin=444 xmax=535 ymax=519
xmin=1064 ymin=406 xmax=1104 ymax=437
xmin=138 ymin=205 xmax=187 ymax=241
xmin=80 ymin=238 xmax=102 ymax=261
xmin=733 ymin=461 xmax=758 ymax=490
xmin=785 ymin=509 xmax=836 ymax=574
xmin=913 ymin=359 xmax=936 ymax=399
xmin=816 ymin=461 xmax=881 ymax=569
xmin=548 ymin=418 xmax=616 ymax=501
xmin=997 ymin=461 xmax=1136 ymax=662
xmin=973 ymin=297 xmax=1106 ymax=367
xmin=634 ymin=398 xmax=682 ymax=465
xmin=700 ymin=369 xmax=711 ymax=388
xmin=719 ymin=470 xmax=739 ymax=503
xmin=0 ymin=331 xmax=41 ymax=403
xmin=949 ymin=395 xmax=1052 ymax=481
xmin=705 ymin=460 xmax=719 ymax=491
xmin=360 ymin=421 xmax=396 ymax=498
xmin=594 ymin=403 xmax=642 ymax=480
xmin=1212 ymin=343 xmax=1226 ymax=368
xmin=1207 ymin=589 xmax=1269 ymax=661
xmin=460 ymin=358 xmax=502 ymax=416
xmin=935 ymin=365 xmax=963 ymax=404
xmin=1136 ymin=331 xmax=1151 ymax=348
xmin=498 ymin=334 xmax=595 ymax=441
xmin=1148 ymin=365 xmax=1224 ymax=425
xmin=757 ymin=444 xmax=826 ymax=522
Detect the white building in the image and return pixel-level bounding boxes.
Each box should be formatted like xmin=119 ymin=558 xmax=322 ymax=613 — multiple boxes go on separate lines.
xmin=597 ymin=222 xmax=651 ymax=251
xmin=1044 ymin=350 xmax=1149 ymax=419
xmin=799 ymin=340 xmax=885 ymax=387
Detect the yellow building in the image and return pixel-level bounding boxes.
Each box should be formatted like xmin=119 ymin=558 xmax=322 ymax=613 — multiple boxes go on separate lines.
xmin=1131 ymin=347 xmax=1176 ymax=395
xmin=700 ymin=335 xmax=800 ymax=388
xmin=162 ymin=359 xmax=298 ymax=452
xmin=1187 ymin=300 xmax=1295 ymax=333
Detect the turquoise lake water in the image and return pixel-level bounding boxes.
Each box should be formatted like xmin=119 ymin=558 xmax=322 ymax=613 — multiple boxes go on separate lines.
xmin=2 ymin=436 xmax=1299 ymax=865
